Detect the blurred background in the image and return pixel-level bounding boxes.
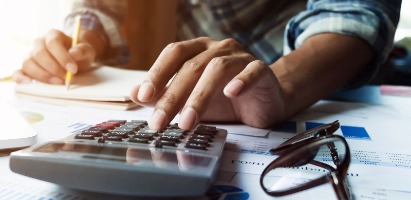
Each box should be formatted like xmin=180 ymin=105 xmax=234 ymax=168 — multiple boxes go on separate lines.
xmin=0 ymin=0 xmax=71 ymax=78
xmin=0 ymin=0 xmax=410 ymax=80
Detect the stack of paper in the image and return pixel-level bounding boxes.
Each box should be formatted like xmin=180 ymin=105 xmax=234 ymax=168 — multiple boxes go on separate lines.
xmin=15 ymin=66 xmax=146 ymax=110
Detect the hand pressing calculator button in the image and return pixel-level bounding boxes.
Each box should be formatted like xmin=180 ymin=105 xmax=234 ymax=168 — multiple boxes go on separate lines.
xmin=9 ymin=120 xmax=228 ymax=197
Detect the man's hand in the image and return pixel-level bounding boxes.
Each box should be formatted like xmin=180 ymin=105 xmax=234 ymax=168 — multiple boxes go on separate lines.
xmin=130 ymin=37 xmax=286 ymax=130
xmin=131 ymin=33 xmax=373 ymax=131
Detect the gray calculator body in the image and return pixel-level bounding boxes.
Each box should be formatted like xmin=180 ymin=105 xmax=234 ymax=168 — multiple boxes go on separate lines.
xmin=10 ymin=121 xmax=228 ymax=197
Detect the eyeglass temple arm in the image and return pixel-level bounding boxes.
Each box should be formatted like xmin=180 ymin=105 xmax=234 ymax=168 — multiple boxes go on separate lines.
xmin=271 ymin=120 xmax=340 ymax=154
xmin=329 ymin=173 xmax=351 ymax=200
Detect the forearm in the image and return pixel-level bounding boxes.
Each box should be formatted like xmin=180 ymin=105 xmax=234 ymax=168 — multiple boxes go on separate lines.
xmin=277 ymin=0 xmax=402 ymax=119
xmin=271 ymin=33 xmax=374 ymax=119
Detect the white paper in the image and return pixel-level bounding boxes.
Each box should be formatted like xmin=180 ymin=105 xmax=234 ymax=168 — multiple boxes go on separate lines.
xmin=15 ymin=66 xmax=147 ymax=101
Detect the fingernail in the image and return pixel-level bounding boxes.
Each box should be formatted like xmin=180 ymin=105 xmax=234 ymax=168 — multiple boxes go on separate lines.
xmin=49 ymin=77 xmax=64 ymax=84
xmin=179 ymin=107 xmax=197 ymax=130
xmin=224 ymin=79 xmax=244 ymax=97
xmin=149 ymin=109 xmax=167 ymax=130
xmin=66 ymin=63 xmax=77 ymax=74
xmin=138 ymin=82 xmax=155 ymax=102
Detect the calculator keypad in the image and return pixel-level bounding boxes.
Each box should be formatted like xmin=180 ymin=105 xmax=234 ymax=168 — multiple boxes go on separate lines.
xmin=74 ymin=120 xmax=218 ymax=151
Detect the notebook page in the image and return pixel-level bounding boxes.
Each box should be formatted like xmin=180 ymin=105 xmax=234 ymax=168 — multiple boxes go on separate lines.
xmin=15 ymin=66 xmax=147 ymax=102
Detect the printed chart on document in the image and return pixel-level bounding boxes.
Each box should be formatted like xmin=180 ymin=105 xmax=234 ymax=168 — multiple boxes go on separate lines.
xmin=219 ymin=100 xmax=411 ymax=199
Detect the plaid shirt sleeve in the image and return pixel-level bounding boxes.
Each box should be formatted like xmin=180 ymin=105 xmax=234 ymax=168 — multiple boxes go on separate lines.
xmin=63 ymin=0 xmax=130 ymax=66
xmin=284 ymin=0 xmax=402 ymax=88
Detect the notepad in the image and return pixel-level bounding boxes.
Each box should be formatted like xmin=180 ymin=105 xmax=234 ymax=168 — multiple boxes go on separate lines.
xmin=15 ymin=66 xmax=146 ymax=110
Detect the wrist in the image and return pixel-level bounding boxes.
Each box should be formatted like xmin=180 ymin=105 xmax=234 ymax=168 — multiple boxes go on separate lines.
xmin=269 ymin=58 xmax=298 ymax=121
xmin=270 ymin=33 xmax=373 ymax=119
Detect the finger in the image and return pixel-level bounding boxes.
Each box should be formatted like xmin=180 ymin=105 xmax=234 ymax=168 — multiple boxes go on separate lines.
xmin=178 ymin=54 xmax=255 ymax=130
xmin=12 ymin=69 xmax=32 ymax=83
xmin=22 ymin=58 xmax=63 ymax=84
xmin=32 ymin=37 xmax=67 ymax=79
xmin=130 ymin=84 xmax=140 ymax=103
xmin=223 ymin=60 xmax=268 ymax=97
xmin=130 ymin=83 xmax=165 ymax=107
xmin=44 ymin=29 xmax=78 ymax=74
xmin=147 ymin=48 xmax=232 ymax=130
xmin=137 ymin=37 xmax=211 ymax=102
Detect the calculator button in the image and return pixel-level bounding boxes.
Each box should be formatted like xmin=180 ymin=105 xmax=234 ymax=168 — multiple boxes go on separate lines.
xmin=160 ymin=135 xmax=180 ymax=142
xmin=188 ymin=138 xmax=209 ymax=145
xmin=120 ymin=124 xmax=141 ymax=131
xmin=108 ymin=131 xmax=130 ymax=138
xmin=134 ymin=133 xmax=154 ymax=140
xmin=88 ymin=127 xmax=109 ymax=133
xmin=95 ymin=123 xmax=117 ymax=130
xmin=196 ymin=125 xmax=216 ymax=133
xmin=103 ymin=136 xmax=123 ymax=141
xmin=185 ymin=143 xmax=207 ymax=150
xmin=97 ymin=122 xmax=121 ymax=129
xmin=104 ymin=121 xmax=122 ymax=126
xmin=81 ymin=130 xmax=103 ymax=137
xmin=113 ymin=127 xmax=135 ymax=132
xmin=131 ymin=120 xmax=147 ymax=125
xmin=108 ymin=120 xmax=127 ymax=124
xmin=194 ymin=130 xmax=214 ymax=137
xmin=167 ymin=129 xmax=187 ymax=135
xmin=125 ymin=122 xmax=146 ymax=128
xmin=137 ymin=129 xmax=159 ymax=136
xmin=128 ymin=138 xmax=150 ymax=144
xmin=191 ymin=134 xmax=212 ymax=142
xmin=162 ymin=131 xmax=184 ymax=138
xmin=75 ymin=134 xmax=95 ymax=140
xmin=156 ymin=140 xmax=176 ymax=147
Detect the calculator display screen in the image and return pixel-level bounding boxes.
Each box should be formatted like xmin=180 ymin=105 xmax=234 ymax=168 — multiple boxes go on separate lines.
xmin=34 ymin=142 xmax=212 ymax=170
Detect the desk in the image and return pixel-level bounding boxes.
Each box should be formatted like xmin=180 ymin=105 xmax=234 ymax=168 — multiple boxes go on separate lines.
xmin=1 ymin=82 xmax=411 ymax=200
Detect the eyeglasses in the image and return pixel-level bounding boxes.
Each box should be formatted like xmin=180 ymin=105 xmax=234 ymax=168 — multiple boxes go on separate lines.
xmin=260 ymin=120 xmax=352 ymax=200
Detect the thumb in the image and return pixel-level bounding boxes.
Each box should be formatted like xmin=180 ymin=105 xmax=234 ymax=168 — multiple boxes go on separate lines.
xmin=223 ymin=60 xmax=267 ymax=98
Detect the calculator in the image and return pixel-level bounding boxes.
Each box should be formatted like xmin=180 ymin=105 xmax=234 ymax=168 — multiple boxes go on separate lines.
xmin=10 ymin=120 xmax=228 ymax=197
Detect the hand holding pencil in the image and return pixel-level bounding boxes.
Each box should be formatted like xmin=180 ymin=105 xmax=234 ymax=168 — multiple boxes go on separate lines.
xmin=13 ymin=15 xmax=101 ymax=85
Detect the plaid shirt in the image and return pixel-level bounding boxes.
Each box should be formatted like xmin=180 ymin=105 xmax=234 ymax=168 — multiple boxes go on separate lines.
xmin=65 ymin=0 xmax=401 ymax=87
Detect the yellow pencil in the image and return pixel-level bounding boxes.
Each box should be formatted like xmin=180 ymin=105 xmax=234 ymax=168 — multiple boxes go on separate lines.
xmin=65 ymin=15 xmax=81 ymax=90
xmin=0 ymin=76 xmax=13 ymax=82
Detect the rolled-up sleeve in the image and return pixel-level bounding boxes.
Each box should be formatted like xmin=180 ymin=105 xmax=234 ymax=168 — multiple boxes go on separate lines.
xmin=284 ymin=0 xmax=402 ymax=87
xmin=64 ymin=0 xmax=130 ymax=66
